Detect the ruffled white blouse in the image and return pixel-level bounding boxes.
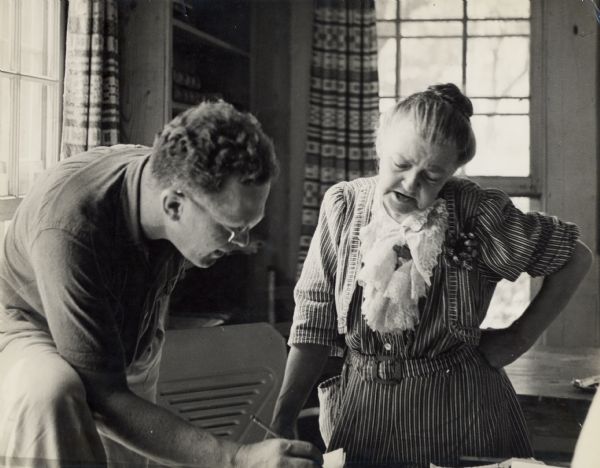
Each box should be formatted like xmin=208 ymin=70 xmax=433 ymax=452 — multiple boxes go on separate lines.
xmin=357 ymin=193 xmax=448 ymax=333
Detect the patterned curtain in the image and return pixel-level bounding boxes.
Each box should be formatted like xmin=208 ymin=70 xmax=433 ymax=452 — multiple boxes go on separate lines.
xmin=60 ymin=0 xmax=119 ymax=159
xmin=297 ymin=0 xmax=379 ymax=276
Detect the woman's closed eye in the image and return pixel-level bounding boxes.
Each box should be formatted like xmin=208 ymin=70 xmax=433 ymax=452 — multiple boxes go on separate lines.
xmin=423 ymin=172 xmax=443 ymax=183
xmin=393 ymin=162 xmax=412 ymax=171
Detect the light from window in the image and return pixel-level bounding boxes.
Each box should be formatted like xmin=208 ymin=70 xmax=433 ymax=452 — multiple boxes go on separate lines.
xmin=0 ymin=0 xmax=61 ymax=204
xmin=376 ymin=0 xmax=531 ymax=178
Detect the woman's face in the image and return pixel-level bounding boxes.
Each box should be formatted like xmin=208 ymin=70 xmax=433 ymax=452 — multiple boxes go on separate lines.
xmin=377 ymin=116 xmax=460 ymax=220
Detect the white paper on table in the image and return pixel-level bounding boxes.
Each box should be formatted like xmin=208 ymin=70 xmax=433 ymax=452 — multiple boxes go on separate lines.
xmin=323 ymin=448 xmax=346 ymax=468
xmin=430 ymin=457 xmax=556 ymax=468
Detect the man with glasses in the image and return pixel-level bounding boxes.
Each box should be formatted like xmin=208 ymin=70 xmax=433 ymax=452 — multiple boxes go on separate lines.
xmin=0 ymin=101 xmax=323 ymax=468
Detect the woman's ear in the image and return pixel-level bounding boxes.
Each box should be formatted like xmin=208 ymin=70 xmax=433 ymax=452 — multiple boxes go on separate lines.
xmin=162 ymin=189 xmax=184 ymax=221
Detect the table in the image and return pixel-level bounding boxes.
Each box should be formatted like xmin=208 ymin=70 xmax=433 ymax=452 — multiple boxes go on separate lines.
xmin=504 ymin=346 xmax=600 ymax=463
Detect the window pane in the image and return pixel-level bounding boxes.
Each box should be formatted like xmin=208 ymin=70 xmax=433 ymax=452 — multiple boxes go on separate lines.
xmin=0 ymin=220 xmax=12 ymax=244
xmin=402 ymin=20 xmax=463 ymax=37
xmin=466 ymin=115 xmax=530 ymax=176
xmin=376 ymin=0 xmax=397 ymax=20
xmin=467 ymin=0 xmax=530 ymax=19
xmin=379 ymin=98 xmax=396 ymax=113
xmin=0 ymin=75 xmax=12 ymax=197
xmin=471 ymin=97 xmax=529 ymax=114
xmin=511 ymin=197 xmax=531 ymax=212
xmin=401 ymin=0 xmax=463 ymax=19
xmin=481 ymin=273 xmax=531 ymax=329
xmin=377 ymin=21 xmax=396 ymax=37
xmin=466 ymin=37 xmax=529 ymax=97
xmin=18 ymin=79 xmax=57 ymax=195
xmin=0 ymin=0 xmax=16 ymax=72
xmin=400 ymin=38 xmax=462 ymax=96
xmin=468 ymin=20 xmax=530 ymax=36
xmin=378 ymin=38 xmax=396 ymax=96
xmin=20 ymin=0 xmax=59 ymax=78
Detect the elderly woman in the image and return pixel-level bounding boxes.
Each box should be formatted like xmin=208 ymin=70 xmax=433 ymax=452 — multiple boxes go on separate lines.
xmin=272 ymin=83 xmax=592 ymax=467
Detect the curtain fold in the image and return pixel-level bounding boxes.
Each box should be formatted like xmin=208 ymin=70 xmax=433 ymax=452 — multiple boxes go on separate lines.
xmin=60 ymin=0 xmax=119 ymax=159
xmin=297 ymin=0 xmax=379 ymax=277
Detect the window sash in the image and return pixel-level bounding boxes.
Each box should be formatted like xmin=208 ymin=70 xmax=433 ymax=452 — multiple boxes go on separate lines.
xmin=376 ymin=0 xmax=540 ymax=198
xmin=0 ymin=0 xmax=63 ymax=221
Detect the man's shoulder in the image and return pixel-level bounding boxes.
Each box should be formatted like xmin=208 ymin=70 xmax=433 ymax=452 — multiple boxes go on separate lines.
xmin=63 ymin=144 xmax=151 ymax=167
xmin=18 ymin=144 xmax=151 ymax=241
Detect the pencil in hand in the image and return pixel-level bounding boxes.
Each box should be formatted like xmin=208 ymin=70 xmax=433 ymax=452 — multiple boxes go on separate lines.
xmin=249 ymin=414 xmax=284 ymax=439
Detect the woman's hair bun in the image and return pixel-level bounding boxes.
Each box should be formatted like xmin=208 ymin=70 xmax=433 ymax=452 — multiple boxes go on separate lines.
xmin=426 ymin=83 xmax=473 ymax=119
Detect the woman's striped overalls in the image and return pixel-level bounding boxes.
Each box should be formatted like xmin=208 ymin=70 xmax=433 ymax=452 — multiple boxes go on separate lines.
xmin=290 ymin=176 xmax=579 ymax=467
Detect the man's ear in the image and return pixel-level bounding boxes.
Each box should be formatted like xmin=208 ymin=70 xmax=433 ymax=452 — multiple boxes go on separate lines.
xmin=163 ymin=189 xmax=184 ymax=221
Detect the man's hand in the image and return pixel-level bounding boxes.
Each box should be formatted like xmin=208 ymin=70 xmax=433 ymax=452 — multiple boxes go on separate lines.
xmin=233 ymin=439 xmax=323 ymax=468
xmin=477 ymin=327 xmax=532 ymax=369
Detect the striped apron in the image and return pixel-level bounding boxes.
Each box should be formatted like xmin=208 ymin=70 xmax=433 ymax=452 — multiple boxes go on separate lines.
xmin=317 ymin=287 xmax=533 ymax=468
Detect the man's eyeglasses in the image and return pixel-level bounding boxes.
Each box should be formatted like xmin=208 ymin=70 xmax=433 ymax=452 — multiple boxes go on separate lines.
xmin=224 ymin=225 xmax=250 ymax=245
xmin=176 ymin=190 xmax=250 ymax=246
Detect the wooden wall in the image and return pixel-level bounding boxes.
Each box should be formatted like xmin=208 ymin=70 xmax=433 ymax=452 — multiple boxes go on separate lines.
xmin=540 ymin=0 xmax=599 ymax=347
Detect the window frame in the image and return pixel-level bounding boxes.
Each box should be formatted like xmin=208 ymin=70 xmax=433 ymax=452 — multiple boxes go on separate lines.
xmin=0 ymin=0 xmax=65 ymax=222
xmin=376 ymin=0 xmax=542 ymax=198
xmin=376 ymin=1 xmax=546 ymax=328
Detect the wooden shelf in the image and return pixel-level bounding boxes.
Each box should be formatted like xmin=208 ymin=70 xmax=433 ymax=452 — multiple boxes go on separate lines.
xmin=173 ymin=19 xmax=250 ymax=58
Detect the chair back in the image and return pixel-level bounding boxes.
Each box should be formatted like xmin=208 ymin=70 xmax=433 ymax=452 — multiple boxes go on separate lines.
xmin=157 ymin=323 xmax=286 ymax=443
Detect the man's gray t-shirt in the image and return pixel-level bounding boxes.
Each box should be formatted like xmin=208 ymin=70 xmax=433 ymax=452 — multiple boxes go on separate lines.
xmin=0 ymin=145 xmax=184 ymax=373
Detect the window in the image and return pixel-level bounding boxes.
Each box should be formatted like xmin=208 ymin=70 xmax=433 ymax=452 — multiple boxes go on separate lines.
xmin=376 ymin=0 xmax=540 ymax=328
xmin=0 ymin=0 xmax=63 ymax=232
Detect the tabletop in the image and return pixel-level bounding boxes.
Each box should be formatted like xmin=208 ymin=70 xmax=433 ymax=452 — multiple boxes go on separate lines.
xmin=504 ymin=345 xmax=600 ymax=401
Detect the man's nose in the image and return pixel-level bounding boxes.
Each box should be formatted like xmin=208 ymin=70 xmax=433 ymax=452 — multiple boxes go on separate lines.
xmin=230 ymin=229 xmax=250 ymax=248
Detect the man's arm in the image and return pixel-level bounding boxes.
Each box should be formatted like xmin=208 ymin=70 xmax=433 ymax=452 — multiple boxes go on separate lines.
xmin=79 ymin=368 xmax=322 ymax=467
xmin=31 ymin=230 xmax=322 ymax=467
xmin=271 ymin=344 xmax=330 ymax=439
xmin=479 ymin=239 xmax=593 ymax=368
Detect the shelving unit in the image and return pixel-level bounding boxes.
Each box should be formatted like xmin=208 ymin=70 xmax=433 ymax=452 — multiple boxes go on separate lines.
xmin=172 ymin=19 xmax=250 ymax=58
xmin=119 ymin=0 xmax=251 ymax=142
xmin=119 ymin=0 xmax=268 ymax=325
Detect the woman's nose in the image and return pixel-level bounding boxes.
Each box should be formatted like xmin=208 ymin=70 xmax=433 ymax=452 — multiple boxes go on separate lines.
xmin=229 ymin=229 xmax=250 ymax=248
xmin=402 ymin=169 xmax=419 ymax=194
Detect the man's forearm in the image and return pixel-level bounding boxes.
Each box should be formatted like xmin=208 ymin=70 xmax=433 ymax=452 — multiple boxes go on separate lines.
xmin=271 ymin=343 xmax=330 ymax=431
xmin=94 ymin=388 xmax=238 ymax=467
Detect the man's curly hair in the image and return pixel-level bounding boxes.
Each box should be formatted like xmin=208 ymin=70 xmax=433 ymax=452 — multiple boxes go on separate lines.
xmin=150 ymin=100 xmax=278 ymax=193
